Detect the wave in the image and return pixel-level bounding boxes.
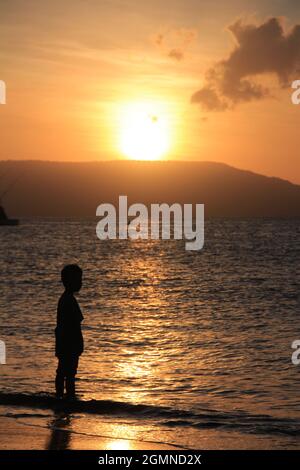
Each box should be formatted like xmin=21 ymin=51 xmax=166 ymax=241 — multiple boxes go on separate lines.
xmin=1 ymin=392 xmax=176 ymax=418
xmin=1 ymin=392 xmax=300 ymax=437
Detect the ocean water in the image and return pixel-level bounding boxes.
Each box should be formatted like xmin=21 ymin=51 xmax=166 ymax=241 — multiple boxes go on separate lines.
xmin=1 ymin=218 xmax=300 ymax=449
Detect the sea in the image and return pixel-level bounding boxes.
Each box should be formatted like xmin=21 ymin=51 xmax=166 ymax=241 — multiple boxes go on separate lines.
xmin=1 ymin=217 xmax=300 ymax=449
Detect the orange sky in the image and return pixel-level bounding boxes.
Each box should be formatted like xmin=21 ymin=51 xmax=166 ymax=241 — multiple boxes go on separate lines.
xmin=0 ymin=0 xmax=300 ymax=183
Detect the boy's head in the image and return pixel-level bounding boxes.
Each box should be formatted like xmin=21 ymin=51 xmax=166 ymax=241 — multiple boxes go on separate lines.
xmin=61 ymin=264 xmax=82 ymax=292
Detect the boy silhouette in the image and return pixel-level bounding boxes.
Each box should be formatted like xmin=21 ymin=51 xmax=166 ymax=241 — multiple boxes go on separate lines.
xmin=55 ymin=264 xmax=84 ymax=399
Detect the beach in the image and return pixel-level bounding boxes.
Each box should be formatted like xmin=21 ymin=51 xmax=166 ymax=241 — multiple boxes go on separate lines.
xmin=2 ymin=405 xmax=295 ymax=451
xmin=0 ymin=411 xmax=178 ymax=450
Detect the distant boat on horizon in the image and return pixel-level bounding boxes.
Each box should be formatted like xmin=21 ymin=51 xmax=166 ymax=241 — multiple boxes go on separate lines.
xmin=0 ymin=173 xmax=21 ymax=226
xmin=0 ymin=205 xmax=19 ymax=226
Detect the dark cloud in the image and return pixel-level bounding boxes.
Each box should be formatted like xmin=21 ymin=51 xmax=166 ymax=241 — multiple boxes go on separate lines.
xmin=192 ymin=17 xmax=300 ymax=111
xmin=168 ymin=48 xmax=184 ymax=61
xmin=153 ymin=28 xmax=197 ymax=62
xmin=191 ymin=87 xmax=227 ymax=111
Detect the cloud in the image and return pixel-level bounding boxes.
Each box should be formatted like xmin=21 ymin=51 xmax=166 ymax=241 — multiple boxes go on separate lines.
xmin=153 ymin=28 xmax=197 ymax=62
xmin=191 ymin=17 xmax=300 ymax=111
xmin=168 ymin=48 xmax=184 ymax=61
xmin=191 ymin=87 xmax=228 ymax=111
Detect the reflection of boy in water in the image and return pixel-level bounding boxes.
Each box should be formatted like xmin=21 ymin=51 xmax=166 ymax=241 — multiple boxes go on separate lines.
xmin=55 ymin=265 xmax=84 ymax=399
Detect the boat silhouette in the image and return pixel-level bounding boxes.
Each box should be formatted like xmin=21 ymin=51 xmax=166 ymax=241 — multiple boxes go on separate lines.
xmin=0 ymin=174 xmax=20 ymax=226
xmin=0 ymin=204 xmax=19 ymax=226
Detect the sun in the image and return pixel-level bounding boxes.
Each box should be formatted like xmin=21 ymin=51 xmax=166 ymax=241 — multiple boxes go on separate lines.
xmin=119 ymin=101 xmax=171 ymax=160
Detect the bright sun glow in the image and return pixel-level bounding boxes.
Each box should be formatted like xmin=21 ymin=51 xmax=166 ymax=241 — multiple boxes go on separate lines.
xmin=119 ymin=101 xmax=171 ymax=160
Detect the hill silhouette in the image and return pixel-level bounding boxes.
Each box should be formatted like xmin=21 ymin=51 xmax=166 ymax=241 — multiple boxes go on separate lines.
xmin=0 ymin=160 xmax=300 ymax=217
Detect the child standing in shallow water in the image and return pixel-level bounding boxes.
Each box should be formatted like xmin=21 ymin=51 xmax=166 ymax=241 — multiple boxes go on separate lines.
xmin=55 ymin=264 xmax=84 ymax=399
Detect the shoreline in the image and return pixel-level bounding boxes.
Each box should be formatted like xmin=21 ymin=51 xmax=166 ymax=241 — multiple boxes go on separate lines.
xmin=0 ymin=414 xmax=180 ymax=451
xmin=2 ymin=404 xmax=300 ymax=450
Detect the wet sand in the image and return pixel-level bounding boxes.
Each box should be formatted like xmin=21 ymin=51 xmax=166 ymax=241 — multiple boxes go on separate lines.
xmin=1 ymin=408 xmax=296 ymax=451
xmin=0 ymin=415 xmax=179 ymax=450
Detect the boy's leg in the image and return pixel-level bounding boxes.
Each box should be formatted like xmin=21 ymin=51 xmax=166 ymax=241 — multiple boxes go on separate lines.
xmin=55 ymin=357 xmax=65 ymax=398
xmin=65 ymin=376 xmax=75 ymax=397
xmin=65 ymin=355 xmax=79 ymax=398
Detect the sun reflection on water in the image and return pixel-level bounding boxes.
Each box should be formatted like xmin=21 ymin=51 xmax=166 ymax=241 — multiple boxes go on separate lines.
xmin=106 ymin=439 xmax=133 ymax=450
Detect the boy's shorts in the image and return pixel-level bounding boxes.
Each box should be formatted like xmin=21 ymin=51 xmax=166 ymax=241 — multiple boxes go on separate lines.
xmin=57 ymin=355 xmax=79 ymax=377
